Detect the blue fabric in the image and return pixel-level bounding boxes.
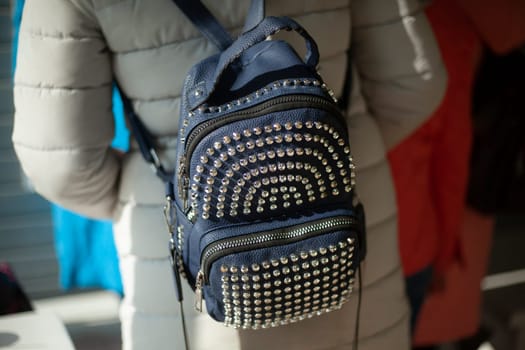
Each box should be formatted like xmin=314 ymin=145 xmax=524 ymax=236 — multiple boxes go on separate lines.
xmin=50 ymin=87 xmax=127 ymax=295
xmin=11 ymin=0 xmax=24 ymax=72
xmin=155 ymin=11 xmax=364 ymax=324
xmin=52 ymin=206 xmax=123 ymax=294
xmin=12 ymin=0 xmax=125 ymax=295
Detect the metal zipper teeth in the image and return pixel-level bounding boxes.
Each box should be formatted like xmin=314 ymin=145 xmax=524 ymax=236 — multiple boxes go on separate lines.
xmin=182 ymin=95 xmax=343 ymax=169
xmin=200 ymin=216 xmax=357 ymax=283
xmin=178 ymin=94 xmax=345 ymax=206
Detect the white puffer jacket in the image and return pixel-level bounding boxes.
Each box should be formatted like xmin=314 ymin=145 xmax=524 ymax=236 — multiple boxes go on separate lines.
xmin=13 ymin=1 xmax=446 ymax=349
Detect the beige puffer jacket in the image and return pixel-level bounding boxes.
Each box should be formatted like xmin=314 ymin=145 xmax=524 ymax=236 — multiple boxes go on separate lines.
xmin=13 ymin=1 xmax=446 ymax=349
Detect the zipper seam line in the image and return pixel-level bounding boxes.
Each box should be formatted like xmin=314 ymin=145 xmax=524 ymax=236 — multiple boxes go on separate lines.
xmin=183 ymin=94 xmax=342 ymax=162
xmin=185 ymin=95 xmax=300 ymax=149
xmin=203 ymin=218 xmax=353 ymax=260
xmin=201 ymin=217 xmax=357 ymax=281
xmin=178 ymin=95 xmax=346 ymax=204
xmin=202 ymin=218 xmax=355 ymax=261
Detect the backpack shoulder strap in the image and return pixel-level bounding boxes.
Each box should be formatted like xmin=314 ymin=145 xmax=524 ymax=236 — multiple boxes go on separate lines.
xmin=171 ymin=0 xmax=265 ymax=50
xmin=121 ymin=0 xmax=266 ymax=184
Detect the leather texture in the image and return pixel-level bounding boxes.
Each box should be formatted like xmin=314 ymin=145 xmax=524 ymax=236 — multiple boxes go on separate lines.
xmin=185 ymin=16 xmax=320 ymax=110
xmin=13 ymin=0 xmax=447 ymax=349
xmin=167 ymin=16 xmax=365 ymax=320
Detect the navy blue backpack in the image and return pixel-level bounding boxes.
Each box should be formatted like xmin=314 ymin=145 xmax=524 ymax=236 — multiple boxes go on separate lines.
xmin=122 ymin=0 xmax=366 ymax=345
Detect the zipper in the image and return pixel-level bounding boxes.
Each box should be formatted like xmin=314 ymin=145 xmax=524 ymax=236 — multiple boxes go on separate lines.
xmin=177 ymin=94 xmax=344 ymax=209
xmin=193 ymin=215 xmax=357 ymax=311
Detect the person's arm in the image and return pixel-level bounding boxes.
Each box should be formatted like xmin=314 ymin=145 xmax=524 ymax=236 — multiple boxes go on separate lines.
xmin=351 ymin=0 xmax=447 ymax=150
xmin=12 ymin=0 xmax=120 ymax=219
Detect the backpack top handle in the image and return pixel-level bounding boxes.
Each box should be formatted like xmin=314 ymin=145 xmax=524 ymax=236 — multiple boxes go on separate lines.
xmin=186 ymin=16 xmax=321 ymax=110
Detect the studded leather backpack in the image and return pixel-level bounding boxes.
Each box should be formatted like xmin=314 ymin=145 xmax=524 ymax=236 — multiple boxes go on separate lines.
xmin=121 ymin=0 xmax=366 ymax=343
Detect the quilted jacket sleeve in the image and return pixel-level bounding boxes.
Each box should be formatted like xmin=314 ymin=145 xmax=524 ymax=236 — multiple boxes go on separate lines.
xmin=351 ymin=0 xmax=447 ymax=150
xmin=12 ymin=0 xmax=120 ymax=219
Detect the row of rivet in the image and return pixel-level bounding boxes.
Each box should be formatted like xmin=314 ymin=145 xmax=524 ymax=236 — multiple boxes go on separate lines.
xmin=175 ymin=225 xmax=186 ymax=278
xmin=220 ymin=238 xmax=355 ymax=329
xmin=196 ymin=120 xmax=354 ymax=179
xmin=201 ymin=79 xmax=329 ymax=115
xmin=192 ymin=157 xmax=353 ymax=220
xmin=192 ymin=167 xmax=354 ymax=219
xmin=207 ymin=120 xmax=348 ymax=143
xmin=179 ymin=78 xmax=334 ymax=143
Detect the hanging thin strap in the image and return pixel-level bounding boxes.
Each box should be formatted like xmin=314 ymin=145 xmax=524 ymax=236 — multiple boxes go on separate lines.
xmin=171 ymin=0 xmax=265 ymax=50
xmin=171 ymin=0 xmax=233 ymax=50
xmin=120 ymin=0 xmax=266 ymax=177
xmin=118 ymin=86 xmax=173 ymax=184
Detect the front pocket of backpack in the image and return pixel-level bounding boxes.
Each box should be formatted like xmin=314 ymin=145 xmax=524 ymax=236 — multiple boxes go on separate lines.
xmin=196 ymin=215 xmax=360 ymax=329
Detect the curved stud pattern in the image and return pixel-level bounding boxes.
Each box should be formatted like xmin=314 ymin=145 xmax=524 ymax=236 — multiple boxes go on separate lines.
xmin=189 ymin=118 xmax=356 ymax=220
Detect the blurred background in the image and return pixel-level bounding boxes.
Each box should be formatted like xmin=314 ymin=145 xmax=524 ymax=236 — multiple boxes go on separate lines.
xmin=1 ymin=0 xmax=524 ymax=349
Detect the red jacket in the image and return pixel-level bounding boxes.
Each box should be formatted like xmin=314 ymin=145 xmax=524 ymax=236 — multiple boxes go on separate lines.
xmin=393 ymin=0 xmax=525 ymax=343
xmin=388 ymin=0 xmax=481 ymax=276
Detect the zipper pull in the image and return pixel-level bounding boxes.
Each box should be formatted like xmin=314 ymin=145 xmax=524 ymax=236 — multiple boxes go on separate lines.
xmin=194 ymin=270 xmax=204 ymax=312
xmin=177 ymin=155 xmax=189 ymax=211
xmin=163 ymin=196 xmax=175 ymax=235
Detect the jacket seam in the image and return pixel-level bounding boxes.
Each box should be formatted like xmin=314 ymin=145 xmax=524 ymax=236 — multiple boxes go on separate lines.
xmin=367 ymin=211 xmax=397 ymax=232
xmin=13 ymin=140 xmax=109 ymax=152
xmin=114 ymin=35 xmax=204 ymax=56
xmin=131 ymin=94 xmax=182 ymax=103
xmin=15 ymin=82 xmax=112 ymax=91
xmin=362 ymin=265 xmax=402 ymax=290
xmin=359 ymin=312 xmax=410 ymax=343
xmin=352 ymin=8 xmax=424 ymax=30
xmin=358 ymin=153 xmax=387 ymax=172
xmin=286 ymin=6 xmax=349 ymax=20
xmin=19 ymin=30 xmax=101 ymax=41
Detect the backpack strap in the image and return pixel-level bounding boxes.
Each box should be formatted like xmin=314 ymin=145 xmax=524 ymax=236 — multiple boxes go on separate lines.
xmin=171 ymin=0 xmax=265 ymax=50
xmin=118 ymin=85 xmax=173 ymax=184
xmin=119 ymin=1 xmax=267 ymax=184
xmin=243 ymin=0 xmax=265 ymax=33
